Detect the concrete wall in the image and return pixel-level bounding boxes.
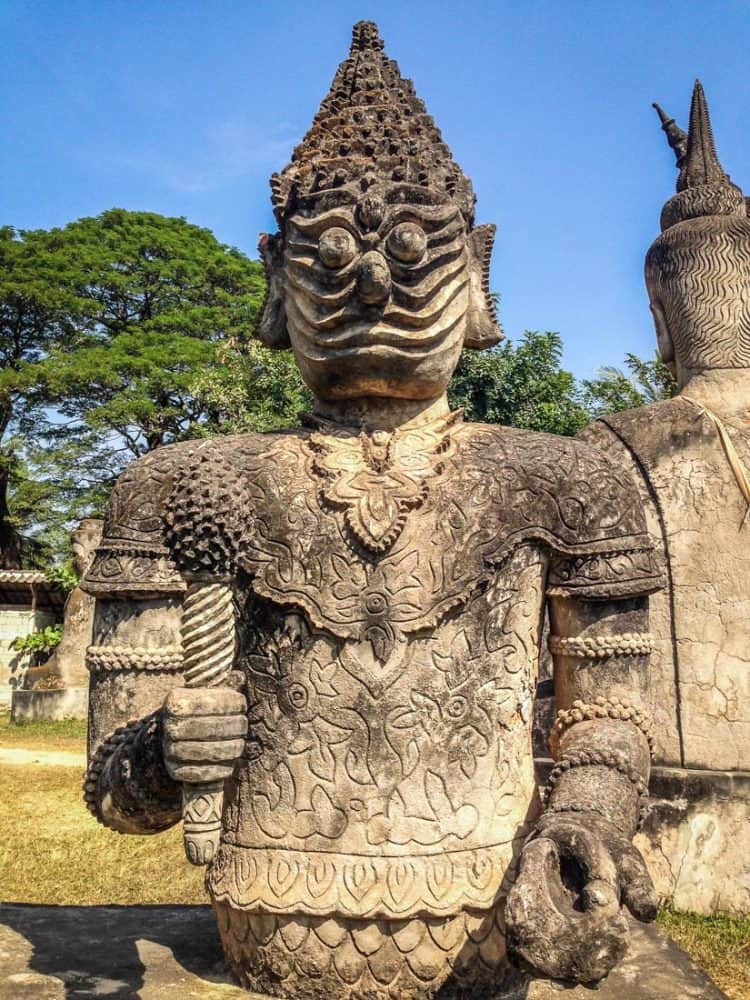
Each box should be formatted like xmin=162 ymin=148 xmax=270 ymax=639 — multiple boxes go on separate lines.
xmin=0 ymin=606 xmax=57 ymax=710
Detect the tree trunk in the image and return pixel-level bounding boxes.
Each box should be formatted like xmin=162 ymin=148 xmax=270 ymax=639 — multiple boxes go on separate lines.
xmin=0 ymin=462 xmax=23 ymax=569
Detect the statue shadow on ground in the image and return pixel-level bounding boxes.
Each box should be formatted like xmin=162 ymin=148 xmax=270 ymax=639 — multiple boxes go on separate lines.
xmin=0 ymin=899 xmax=541 ymax=999
xmin=0 ymin=902 xmax=237 ymax=999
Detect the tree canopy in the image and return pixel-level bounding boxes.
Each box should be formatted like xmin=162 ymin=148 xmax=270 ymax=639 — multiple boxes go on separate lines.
xmin=5 ymin=210 xmax=292 ymax=560
xmin=448 ymin=331 xmax=590 ymax=436
xmin=580 ymin=353 xmax=677 ymax=417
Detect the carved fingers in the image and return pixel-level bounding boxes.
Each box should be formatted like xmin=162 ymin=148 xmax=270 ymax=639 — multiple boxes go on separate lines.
xmin=163 ymin=687 xmax=248 ymax=784
xmin=614 ymin=839 xmax=658 ymax=923
xmin=505 ymin=813 xmax=631 ymax=983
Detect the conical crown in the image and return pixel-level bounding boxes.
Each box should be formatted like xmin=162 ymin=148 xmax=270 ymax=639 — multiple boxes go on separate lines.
xmin=655 ymin=81 xmax=745 ymax=231
xmin=270 ymin=21 xmax=475 ymax=223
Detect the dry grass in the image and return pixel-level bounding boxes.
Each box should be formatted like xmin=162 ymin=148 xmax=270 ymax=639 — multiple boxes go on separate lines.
xmin=657 ymin=909 xmax=750 ymax=1000
xmin=1 ymin=718 xmax=747 ymax=998
xmin=0 ymin=711 xmax=87 ymax=752
xmin=0 ymin=764 xmax=205 ymax=906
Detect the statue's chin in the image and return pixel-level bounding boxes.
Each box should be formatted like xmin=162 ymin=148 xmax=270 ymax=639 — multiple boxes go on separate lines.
xmin=295 ymin=341 xmax=463 ymax=403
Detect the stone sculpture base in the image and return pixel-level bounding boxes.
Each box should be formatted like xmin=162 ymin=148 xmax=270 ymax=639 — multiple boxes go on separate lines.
xmin=214 ymin=901 xmax=506 ymax=998
xmin=0 ymin=904 xmax=728 ymax=999
xmin=10 ymin=687 xmax=87 ymax=722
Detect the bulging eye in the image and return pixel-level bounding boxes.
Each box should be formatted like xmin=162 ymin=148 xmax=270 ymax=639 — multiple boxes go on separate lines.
xmin=318 ymin=227 xmax=357 ymax=269
xmin=387 ymin=222 xmax=427 ymax=264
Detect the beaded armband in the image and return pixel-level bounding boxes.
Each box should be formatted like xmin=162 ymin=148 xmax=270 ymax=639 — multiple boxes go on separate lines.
xmin=543 ymin=746 xmax=649 ymax=828
xmin=549 ymin=696 xmax=655 ymax=758
xmin=548 ymin=632 xmax=654 ymax=659
xmin=86 ymin=646 xmax=183 ymax=673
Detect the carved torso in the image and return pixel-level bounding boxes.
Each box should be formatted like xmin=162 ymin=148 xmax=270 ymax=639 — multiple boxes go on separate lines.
xmin=86 ymin=415 xmax=660 ymax=920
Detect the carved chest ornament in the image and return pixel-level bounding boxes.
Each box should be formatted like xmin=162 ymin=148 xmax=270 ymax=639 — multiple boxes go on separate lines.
xmin=306 ymin=409 xmax=461 ymax=554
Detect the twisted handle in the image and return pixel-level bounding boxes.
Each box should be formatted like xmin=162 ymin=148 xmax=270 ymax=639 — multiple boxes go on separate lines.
xmin=181 ymin=582 xmax=236 ymax=865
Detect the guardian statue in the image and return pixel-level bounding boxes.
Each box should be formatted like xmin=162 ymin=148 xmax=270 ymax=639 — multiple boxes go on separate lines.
xmin=83 ymin=22 xmax=662 ymax=997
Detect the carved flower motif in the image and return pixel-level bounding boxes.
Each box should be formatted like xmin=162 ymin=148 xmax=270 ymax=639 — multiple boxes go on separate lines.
xmin=386 ymin=683 xmax=495 ymax=780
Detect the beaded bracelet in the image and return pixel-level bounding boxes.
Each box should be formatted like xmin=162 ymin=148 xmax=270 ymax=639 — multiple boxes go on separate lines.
xmin=548 ymin=632 xmax=654 ymax=659
xmin=549 ymin=696 xmax=655 ymax=758
xmin=543 ymin=745 xmax=649 ymax=828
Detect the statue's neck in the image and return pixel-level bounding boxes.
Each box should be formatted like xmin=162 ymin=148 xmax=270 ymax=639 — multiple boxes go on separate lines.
xmin=680 ymin=369 xmax=750 ymax=425
xmin=311 ymin=394 xmax=451 ymax=433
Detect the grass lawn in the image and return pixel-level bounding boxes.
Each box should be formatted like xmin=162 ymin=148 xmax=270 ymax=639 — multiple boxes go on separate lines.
xmin=657 ymin=909 xmax=750 ymax=1000
xmin=1 ymin=713 xmax=748 ymax=998
xmin=0 ymin=711 xmax=87 ymax=752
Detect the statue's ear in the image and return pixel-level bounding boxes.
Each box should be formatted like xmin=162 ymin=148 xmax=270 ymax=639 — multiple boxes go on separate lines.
xmin=650 ymin=300 xmax=677 ymax=379
xmin=256 ymin=232 xmax=291 ymax=350
xmin=464 ymin=224 xmax=503 ymax=350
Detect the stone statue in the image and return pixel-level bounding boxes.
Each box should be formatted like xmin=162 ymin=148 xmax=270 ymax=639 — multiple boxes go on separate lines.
xmin=25 ymin=518 xmax=103 ymax=690
xmin=579 ymin=81 xmax=750 ymax=914
xmin=82 ymin=23 xmax=663 ymax=997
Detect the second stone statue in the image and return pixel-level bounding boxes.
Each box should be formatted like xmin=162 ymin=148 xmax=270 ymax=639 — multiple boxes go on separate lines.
xmin=82 ymin=21 xmax=664 ymax=998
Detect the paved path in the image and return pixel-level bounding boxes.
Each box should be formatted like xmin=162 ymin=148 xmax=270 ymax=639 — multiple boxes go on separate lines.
xmin=0 ymin=748 xmax=85 ymax=768
xmin=0 ymin=904 xmax=728 ymax=999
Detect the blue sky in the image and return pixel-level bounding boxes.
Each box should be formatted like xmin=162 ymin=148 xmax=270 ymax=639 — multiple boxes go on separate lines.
xmin=2 ymin=0 xmax=749 ymax=379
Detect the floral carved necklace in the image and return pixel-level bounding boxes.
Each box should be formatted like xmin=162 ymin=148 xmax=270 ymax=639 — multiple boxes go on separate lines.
xmin=306 ymin=410 xmax=462 ymax=555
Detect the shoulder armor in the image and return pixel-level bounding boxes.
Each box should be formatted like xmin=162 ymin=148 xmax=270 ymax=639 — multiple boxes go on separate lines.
xmin=83 ymin=442 xmax=202 ymax=598
xmin=584 ymin=398 xmax=702 ymax=456
xmin=460 ymin=425 xmax=665 ymax=600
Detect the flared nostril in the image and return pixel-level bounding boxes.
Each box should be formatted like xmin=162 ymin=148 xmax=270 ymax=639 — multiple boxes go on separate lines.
xmin=357 ymin=250 xmax=391 ymax=305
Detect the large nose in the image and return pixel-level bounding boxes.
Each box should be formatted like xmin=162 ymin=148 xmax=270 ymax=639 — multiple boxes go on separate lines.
xmin=357 ymin=251 xmax=391 ymax=306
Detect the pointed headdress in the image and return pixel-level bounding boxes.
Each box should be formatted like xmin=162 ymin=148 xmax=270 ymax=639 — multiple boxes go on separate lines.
xmin=269 ymin=21 xmax=476 ymax=225
xmin=654 ymin=80 xmax=745 ymax=231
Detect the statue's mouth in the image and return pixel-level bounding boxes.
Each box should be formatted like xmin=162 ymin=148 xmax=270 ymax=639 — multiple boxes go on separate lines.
xmin=284 ymin=280 xmax=469 ymax=358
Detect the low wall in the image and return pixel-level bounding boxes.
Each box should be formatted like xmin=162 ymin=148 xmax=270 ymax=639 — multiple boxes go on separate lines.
xmin=636 ymin=766 xmax=750 ymax=916
xmin=10 ymin=687 xmax=88 ymax=722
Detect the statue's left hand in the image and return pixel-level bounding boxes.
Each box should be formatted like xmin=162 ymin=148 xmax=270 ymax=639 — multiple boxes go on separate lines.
xmin=504 ymin=812 xmax=657 ymax=983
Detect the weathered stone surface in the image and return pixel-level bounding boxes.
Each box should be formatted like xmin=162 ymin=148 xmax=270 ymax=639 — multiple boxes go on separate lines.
xmin=534 ymin=759 xmax=750 ymax=916
xmin=637 ymin=766 xmax=750 ymax=915
xmin=79 ymin=19 xmax=667 ymax=995
xmin=0 ymin=905 xmax=727 ymax=999
xmin=577 ymin=81 xmax=750 ymax=915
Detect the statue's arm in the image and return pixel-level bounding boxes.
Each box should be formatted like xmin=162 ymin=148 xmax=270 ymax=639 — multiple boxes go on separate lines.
xmin=544 ymin=593 xmax=653 ymax=845
xmin=81 ymin=443 xmax=248 ymax=837
xmin=505 ymin=586 xmax=657 ymax=983
xmin=83 ymin=595 xmax=184 ymax=834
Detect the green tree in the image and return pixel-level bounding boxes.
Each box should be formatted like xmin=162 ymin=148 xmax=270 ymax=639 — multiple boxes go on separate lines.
xmin=17 ymin=210 xmax=269 ymax=554
xmin=0 ymin=226 xmax=81 ymax=566
xmin=580 ymin=352 xmax=677 ymax=418
xmin=193 ymin=339 xmax=310 ymax=436
xmin=448 ymin=331 xmax=590 ymax=436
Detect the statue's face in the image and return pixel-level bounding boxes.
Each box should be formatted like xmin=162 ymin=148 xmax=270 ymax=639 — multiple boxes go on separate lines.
xmin=281 ymin=187 xmax=472 ymax=400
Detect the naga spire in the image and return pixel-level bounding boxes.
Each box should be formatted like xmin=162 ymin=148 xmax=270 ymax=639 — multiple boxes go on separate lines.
xmin=678 ymin=80 xmax=730 ymax=191
xmin=269 ymin=20 xmax=475 ymax=224
xmin=652 ymin=102 xmax=687 ymax=168
xmin=654 ymin=80 xmax=744 ymax=231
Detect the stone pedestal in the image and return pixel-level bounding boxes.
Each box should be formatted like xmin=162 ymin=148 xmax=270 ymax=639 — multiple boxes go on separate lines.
xmin=10 ymin=688 xmax=88 ymax=722
xmin=0 ymin=904 xmax=727 ymax=999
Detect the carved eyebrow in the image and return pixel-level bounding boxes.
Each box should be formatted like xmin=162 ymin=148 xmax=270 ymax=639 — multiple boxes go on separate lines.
xmin=384 ymin=203 xmax=460 ymax=230
xmin=288 ymin=210 xmax=357 ymax=237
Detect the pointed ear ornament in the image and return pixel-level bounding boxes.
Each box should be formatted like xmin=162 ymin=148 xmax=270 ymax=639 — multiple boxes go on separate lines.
xmin=256 ymin=233 xmax=291 ymax=350
xmin=464 ymin=224 xmax=503 ymax=350
xmin=656 ymin=80 xmax=744 ymax=232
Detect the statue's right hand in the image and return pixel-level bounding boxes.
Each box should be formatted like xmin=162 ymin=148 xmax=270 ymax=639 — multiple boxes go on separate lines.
xmin=162 ymin=687 xmax=247 ymax=785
